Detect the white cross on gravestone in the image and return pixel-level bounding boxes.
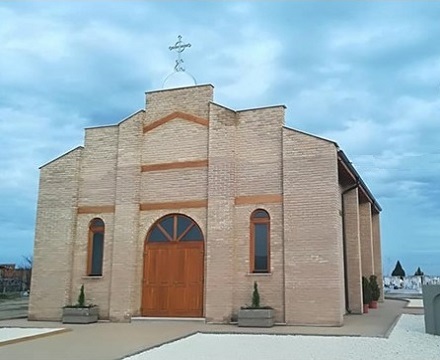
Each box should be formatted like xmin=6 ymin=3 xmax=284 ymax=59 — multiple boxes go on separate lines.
xmin=169 ymin=35 xmax=191 ymax=72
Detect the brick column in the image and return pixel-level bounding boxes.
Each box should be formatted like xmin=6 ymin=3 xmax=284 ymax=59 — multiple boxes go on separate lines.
xmin=372 ymin=212 xmax=384 ymax=301
xmin=109 ymin=112 xmax=142 ymax=322
xmin=359 ymin=202 xmax=374 ymax=277
xmin=205 ymin=103 xmax=236 ymax=322
xmin=343 ymin=187 xmax=362 ymax=314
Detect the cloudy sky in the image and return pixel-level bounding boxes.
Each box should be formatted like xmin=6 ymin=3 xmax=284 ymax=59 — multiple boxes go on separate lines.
xmin=1 ymin=1 xmax=439 ymax=275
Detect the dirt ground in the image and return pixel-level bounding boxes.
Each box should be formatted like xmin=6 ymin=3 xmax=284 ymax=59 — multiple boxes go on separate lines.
xmin=0 ymin=297 xmax=28 ymax=320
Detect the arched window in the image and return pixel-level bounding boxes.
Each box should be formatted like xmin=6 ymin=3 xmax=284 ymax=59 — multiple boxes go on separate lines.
xmin=88 ymin=218 xmax=105 ymax=276
xmin=250 ymin=209 xmax=270 ymax=273
xmin=147 ymin=214 xmax=203 ymax=243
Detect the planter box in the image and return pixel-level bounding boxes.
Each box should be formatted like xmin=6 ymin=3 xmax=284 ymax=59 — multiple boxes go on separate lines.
xmin=62 ymin=306 xmax=99 ymax=324
xmin=422 ymin=285 xmax=440 ymax=335
xmin=238 ymin=308 xmax=274 ymax=327
xmin=369 ymin=300 xmax=378 ymax=309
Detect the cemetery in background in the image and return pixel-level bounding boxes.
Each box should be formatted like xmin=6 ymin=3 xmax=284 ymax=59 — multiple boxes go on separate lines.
xmin=384 ymin=275 xmax=440 ymax=297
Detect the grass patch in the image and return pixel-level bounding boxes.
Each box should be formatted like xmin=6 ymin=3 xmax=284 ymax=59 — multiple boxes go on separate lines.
xmin=0 ymin=293 xmax=22 ymax=302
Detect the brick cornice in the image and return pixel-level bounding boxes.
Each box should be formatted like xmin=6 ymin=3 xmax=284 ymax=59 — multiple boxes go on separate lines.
xmin=234 ymin=194 xmax=283 ymax=206
xmin=140 ymin=200 xmax=207 ymax=211
xmin=143 ymin=111 xmax=209 ymax=133
xmin=77 ymin=205 xmax=115 ymax=214
xmin=141 ymin=159 xmax=208 ymax=172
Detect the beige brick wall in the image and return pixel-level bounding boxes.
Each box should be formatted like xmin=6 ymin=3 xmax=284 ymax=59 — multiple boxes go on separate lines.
xmin=29 ymin=147 xmax=82 ymax=320
xmin=282 ymin=128 xmax=345 ymax=326
xmin=144 ymin=85 xmax=213 ymax=125
xmin=78 ymin=126 xmax=118 ymax=206
xmin=235 ymin=107 xmax=285 ymax=197
xmin=142 ymin=118 xmax=208 ymax=165
xmin=342 ymin=187 xmax=363 ymax=314
xmin=205 ymin=103 xmax=236 ymax=322
xmin=141 ymin=168 xmax=208 ymax=203
xmin=359 ymin=202 xmax=374 ymax=277
xmin=140 ymin=115 xmax=209 ymax=204
xmin=372 ymin=212 xmax=384 ymax=301
xmin=336 ymin=186 xmax=345 ymax=316
xmin=108 ymin=111 xmax=143 ymax=321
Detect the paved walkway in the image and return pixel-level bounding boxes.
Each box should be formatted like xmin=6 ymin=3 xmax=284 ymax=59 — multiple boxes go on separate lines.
xmin=0 ymin=298 xmax=28 ymax=320
xmin=405 ymin=299 xmax=424 ymax=308
xmin=0 ymin=299 xmax=423 ymax=360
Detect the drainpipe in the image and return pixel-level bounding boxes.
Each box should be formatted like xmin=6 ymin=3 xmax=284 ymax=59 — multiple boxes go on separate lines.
xmin=341 ymin=181 xmax=360 ymax=313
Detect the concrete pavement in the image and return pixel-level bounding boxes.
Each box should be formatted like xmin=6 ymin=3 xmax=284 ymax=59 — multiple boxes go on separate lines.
xmin=0 ymin=299 xmax=423 ymax=360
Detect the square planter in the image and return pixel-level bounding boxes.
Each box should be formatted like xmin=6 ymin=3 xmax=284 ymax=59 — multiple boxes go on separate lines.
xmin=238 ymin=308 xmax=274 ymax=327
xmin=422 ymin=284 xmax=440 ymax=335
xmin=62 ymin=306 xmax=99 ymax=324
xmin=369 ymin=300 xmax=378 ymax=309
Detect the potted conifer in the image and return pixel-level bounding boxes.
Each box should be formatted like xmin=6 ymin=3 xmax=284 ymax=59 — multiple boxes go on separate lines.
xmin=238 ymin=282 xmax=274 ymax=327
xmin=369 ymin=275 xmax=380 ymax=309
xmin=362 ymin=276 xmax=372 ymax=314
xmin=62 ymin=285 xmax=99 ymax=324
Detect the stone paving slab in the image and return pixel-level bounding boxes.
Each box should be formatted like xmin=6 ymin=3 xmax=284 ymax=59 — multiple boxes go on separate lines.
xmin=405 ymin=299 xmax=424 ymax=308
xmin=0 ymin=327 xmax=67 ymax=347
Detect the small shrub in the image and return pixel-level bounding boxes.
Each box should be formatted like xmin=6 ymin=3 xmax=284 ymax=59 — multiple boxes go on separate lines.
xmin=362 ymin=276 xmax=372 ymax=305
xmin=77 ymin=284 xmax=86 ymax=307
xmin=369 ymin=275 xmax=380 ymax=301
xmin=252 ymin=282 xmax=260 ymax=308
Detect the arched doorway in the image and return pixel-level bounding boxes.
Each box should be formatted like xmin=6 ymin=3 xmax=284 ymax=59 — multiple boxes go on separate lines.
xmin=141 ymin=214 xmax=204 ymax=317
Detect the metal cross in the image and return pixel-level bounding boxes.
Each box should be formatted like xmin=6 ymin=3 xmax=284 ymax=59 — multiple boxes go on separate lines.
xmin=169 ymin=35 xmax=191 ymax=72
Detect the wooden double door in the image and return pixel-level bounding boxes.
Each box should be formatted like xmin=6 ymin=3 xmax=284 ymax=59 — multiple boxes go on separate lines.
xmin=141 ymin=214 xmax=204 ymax=317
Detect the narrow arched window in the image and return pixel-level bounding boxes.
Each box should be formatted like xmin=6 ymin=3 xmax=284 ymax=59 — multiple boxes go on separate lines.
xmin=88 ymin=218 xmax=105 ymax=276
xmin=250 ymin=209 xmax=270 ymax=273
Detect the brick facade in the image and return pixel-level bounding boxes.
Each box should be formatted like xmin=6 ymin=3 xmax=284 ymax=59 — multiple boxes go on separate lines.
xmin=343 ymin=187 xmax=363 ymax=314
xmin=30 ymin=84 xmax=382 ymax=326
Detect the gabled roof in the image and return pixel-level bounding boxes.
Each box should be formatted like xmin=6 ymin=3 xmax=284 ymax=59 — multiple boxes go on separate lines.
xmin=39 ymin=146 xmax=83 ymax=169
xmin=283 ymin=125 xmax=339 ymax=146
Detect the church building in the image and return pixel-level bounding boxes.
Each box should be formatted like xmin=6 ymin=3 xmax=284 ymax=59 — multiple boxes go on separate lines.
xmin=29 ymin=84 xmax=382 ymax=326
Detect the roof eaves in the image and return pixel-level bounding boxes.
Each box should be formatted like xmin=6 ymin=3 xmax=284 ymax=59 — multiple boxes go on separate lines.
xmin=209 ymin=101 xmax=237 ymax=113
xmin=338 ymin=150 xmax=382 ymax=212
xmin=238 ymin=104 xmax=286 ymax=112
xmin=145 ymin=84 xmax=214 ymax=95
xmin=117 ymin=109 xmax=145 ymax=126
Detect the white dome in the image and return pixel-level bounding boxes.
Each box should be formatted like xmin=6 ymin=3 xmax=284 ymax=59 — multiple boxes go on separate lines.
xmin=163 ymin=71 xmax=196 ymax=89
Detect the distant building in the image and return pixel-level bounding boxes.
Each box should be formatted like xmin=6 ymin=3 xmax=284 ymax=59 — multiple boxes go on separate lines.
xmin=30 ymin=84 xmax=382 ymax=325
xmin=0 ymin=264 xmax=16 ymax=279
xmin=0 ymin=263 xmax=31 ymax=292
